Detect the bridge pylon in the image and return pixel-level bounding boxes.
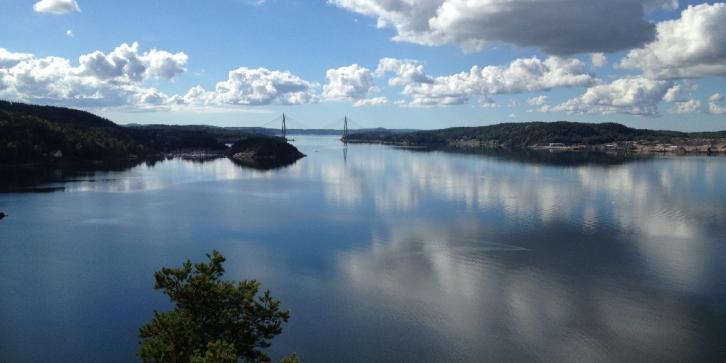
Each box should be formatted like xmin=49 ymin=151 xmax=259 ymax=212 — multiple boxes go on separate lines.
xmin=281 ymin=113 xmax=287 ymax=139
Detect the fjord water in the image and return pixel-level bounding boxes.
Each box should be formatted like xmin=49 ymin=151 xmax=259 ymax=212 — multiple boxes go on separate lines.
xmin=1 ymin=136 xmax=725 ymax=362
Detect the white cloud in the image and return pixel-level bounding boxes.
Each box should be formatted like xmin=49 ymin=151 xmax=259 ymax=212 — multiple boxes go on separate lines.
xmin=479 ymin=96 xmax=496 ymax=107
xmin=662 ymin=82 xmax=701 ymax=113
xmin=669 ymin=99 xmax=701 ymax=114
xmin=323 ymin=64 xmax=375 ymax=100
xmin=591 ymin=53 xmax=607 ymax=68
xmin=0 ymin=43 xmax=188 ymax=109
xmin=66 ymin=29 xmax=74 ymax=38
xmin=619 ymin=3 xmax=726 ymax=79
xmin=354 ymin=96 xmax=388 ymax=107
xmin=142 ymin=49 xmax=189 ymax=80
xmin=33 ymin=0 xmax=80 ymax=14
xmin=378 ymin=56 xmax=596 ymax=106
xmin=0 ymin=57 xmax=173 ymax=109
xmin=204 ymin=67 xmax=317 ymax=106
xmin=544 ymin=76 xmax=673 ymax=116
xmin=527 ymin=95 xmax=548 ymax=106
xmin=77 ymin=42 xmax=187 ymax=82
xmin=376 ymin=58 xmax=433 ymax=86
xmin=330 ymin=0 xmax=678 ymax=55
xmin=0 ymin=43 xmax=321 ymax=110
xmin=708 ymin=93 xmax=726 ymax=115
xmin=663 ymin=83 xmax=688 ymax=102
xmin=0 ymin=48 xmax=34 ymax=68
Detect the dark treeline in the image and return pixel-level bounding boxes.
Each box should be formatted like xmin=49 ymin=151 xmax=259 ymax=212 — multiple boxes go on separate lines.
xmin=344 ymin=121 xmax=726 ymax=148
xmin=0 ymin=101 xmax=279 ymax=164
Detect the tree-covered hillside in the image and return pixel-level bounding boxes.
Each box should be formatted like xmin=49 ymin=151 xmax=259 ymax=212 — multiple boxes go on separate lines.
xmin=0 ymin=100 xmax=312 ymax=165
xmin=0 ymin=101 xmax=227 ymax=163
xmin=345 ymin=121 xmax=726 ymax=148
xmin=0 ymin=103 xmax=147 ymax=163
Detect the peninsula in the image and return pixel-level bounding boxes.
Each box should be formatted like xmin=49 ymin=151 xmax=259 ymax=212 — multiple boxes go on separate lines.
xmin=0 ymin=101 xmax=305 ymax=166
xmin=343 ymin=122 xmax=726 ymax=154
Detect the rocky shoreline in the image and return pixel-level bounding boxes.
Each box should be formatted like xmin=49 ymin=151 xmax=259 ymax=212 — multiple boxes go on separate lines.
xmin=529 ymin=139 xmax=726 ymax=154
xmin=349 ymin=137 xmax=726 ymax=155
xmin=227 ymin=136 xmax=305 ymax=169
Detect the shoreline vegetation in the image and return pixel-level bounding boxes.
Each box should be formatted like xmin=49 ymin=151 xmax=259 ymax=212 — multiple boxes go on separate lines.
xmin=0 ymin=100 xmax=304 ymax=168
xmin=342 ymin=122 xmax=726 ymax=155
xmin=3 ymin=100 xmax=726 ymax=171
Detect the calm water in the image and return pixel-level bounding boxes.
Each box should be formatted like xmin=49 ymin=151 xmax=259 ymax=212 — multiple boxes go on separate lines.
xmin=1 ymin=136 xmax=725 ymax=362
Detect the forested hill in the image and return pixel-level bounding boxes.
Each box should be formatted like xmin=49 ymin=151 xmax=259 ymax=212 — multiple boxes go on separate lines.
xmin=0 ymin=101 xmax=231 ymax=164
xmin=0 ymin=101 xmax=150 ymax=163
xmin=0 ymin=100 xmax=119 ymax=129
xmin=344 ymin=121 xmax=726 ymax=148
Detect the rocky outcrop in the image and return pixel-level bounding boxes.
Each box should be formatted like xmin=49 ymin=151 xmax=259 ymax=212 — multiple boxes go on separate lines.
xmin=227 ymin=136 xmax=305 ymax=170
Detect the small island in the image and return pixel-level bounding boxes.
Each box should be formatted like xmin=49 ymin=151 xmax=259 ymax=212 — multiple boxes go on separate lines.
xmin=227 ymin=136 xmax=306 ymax=170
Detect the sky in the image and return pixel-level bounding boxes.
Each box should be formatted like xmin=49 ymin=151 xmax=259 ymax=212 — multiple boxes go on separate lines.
xmin=0 ymin=0 xmax=725 ymax=131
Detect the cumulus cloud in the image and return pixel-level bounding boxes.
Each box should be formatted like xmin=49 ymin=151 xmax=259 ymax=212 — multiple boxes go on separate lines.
xmin=0 ymin=60 xmax=171 ymax=109
xmin=708 ymin=93 xmax=726 ymax=115
xmin=591 ymin=53 xmax=607 ymax=68
xmin=527 ymin=95 xmax=548 ymax=106
xmin=143 ymin=49 xmax=189 ymax=80
xmin=323 ymin=64 xmax=375 ymax=100
xmin=0 ymin=48 xmax=34 ymax=68
xmin=619 ymin=3 xmax=726 ymax=79
xmin=544 ymin=76 xmax=673 ymax=116
xmin=669 ymin=99 xmax=701 ymax=114
xmin=0 ymin=43 xmax=321 ymax=110
xmin=376 ymin=58 xmax=433 ymax=86
xmin=661 ymin=82 xmax=702 ymax=113
xmin=354 ymin=96 xmax=388 ymax=107
xmin=33 ymin=0 xmax=80 ymax=14
xmin=0 ymin=43 xmax=190 ymax=110
xmin=663 ymin=83 xmax=689 ymax=103
xmin=378 ymin=56 xmax=596 ymax=106
xmin=196 ymin=67 xmax=317 ymax=106
xmin=77 ymin=42 xmax=187 ymax=82
xmin=330 ymin=0 xmax=677 ymax=54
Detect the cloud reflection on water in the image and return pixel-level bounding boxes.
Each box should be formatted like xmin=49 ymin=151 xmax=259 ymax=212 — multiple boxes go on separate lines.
xmin=2 ymin=137 xmax=725 ymax=362
xmin=319 ymin=146 xmax=726 ymax=361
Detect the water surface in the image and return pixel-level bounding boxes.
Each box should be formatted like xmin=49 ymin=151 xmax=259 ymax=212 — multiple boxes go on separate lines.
xmin=1 ymin=136 xmax=725 ymax=362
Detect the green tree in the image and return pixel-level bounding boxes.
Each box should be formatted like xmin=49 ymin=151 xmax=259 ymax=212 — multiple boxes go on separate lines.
xmin=139 ymin=250 xmax=291 ymax=362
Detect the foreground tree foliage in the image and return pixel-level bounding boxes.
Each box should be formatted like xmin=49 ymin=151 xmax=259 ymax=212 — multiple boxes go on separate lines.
xmin=139 ymin=251 xmax=297 ymax=362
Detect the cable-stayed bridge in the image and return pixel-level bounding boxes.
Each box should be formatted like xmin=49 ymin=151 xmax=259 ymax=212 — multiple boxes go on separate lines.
xmin=256 ymin=114 xmax=369 ymax=141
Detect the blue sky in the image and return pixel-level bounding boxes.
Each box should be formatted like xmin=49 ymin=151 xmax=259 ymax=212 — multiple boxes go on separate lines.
xmin=0 ymin=0 xmax=724 ymax=130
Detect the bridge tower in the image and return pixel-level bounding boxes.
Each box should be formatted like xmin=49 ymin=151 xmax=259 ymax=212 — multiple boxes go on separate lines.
xmin=281 ymin=113 xmax=287 ymax=139
xmin=342 ymin=116 xmax=349 ymax=163
xmin=343 ymin=116 xmax=349 ymax=140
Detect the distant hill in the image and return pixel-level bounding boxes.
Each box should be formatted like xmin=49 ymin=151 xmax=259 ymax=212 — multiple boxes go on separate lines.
xmin=0 ymin=101 xmax=150 ymax=163
xmin=0 ymin=100 xmax=119 ymax=129
xmin=0 ymin=101 xmax=281 ymax=164
xmin=344 ymin=121 xmax=726 ymax=149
